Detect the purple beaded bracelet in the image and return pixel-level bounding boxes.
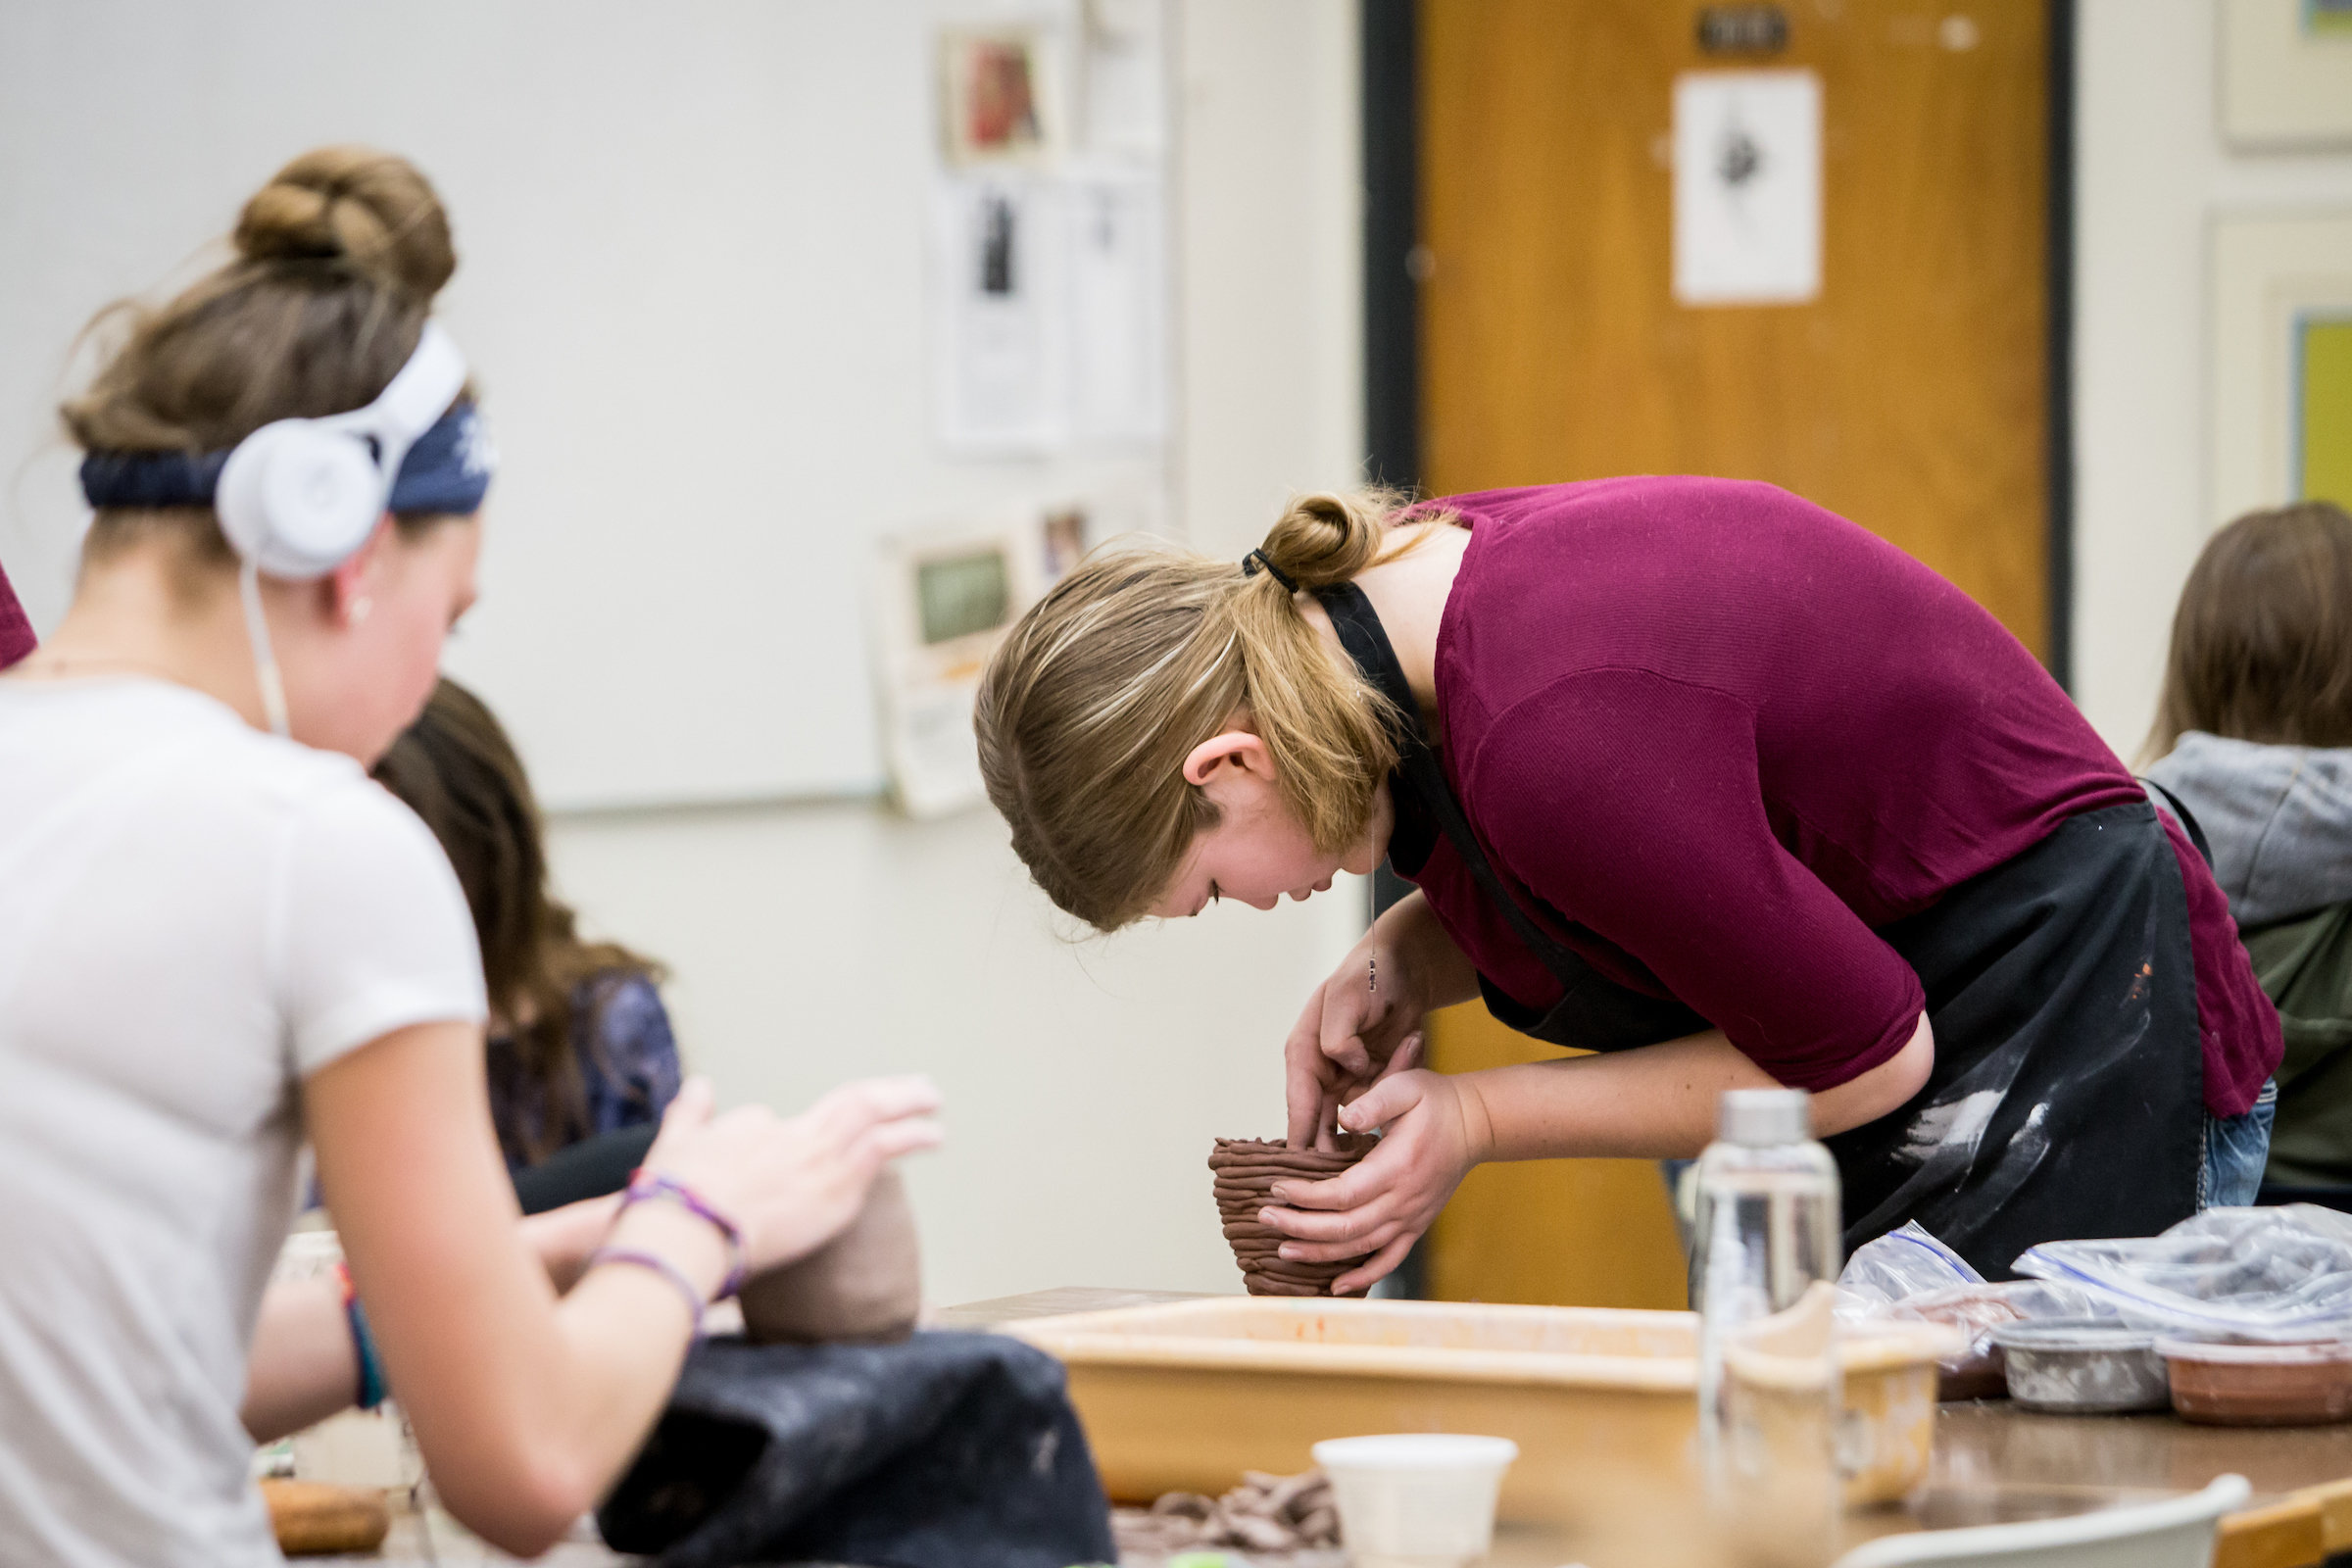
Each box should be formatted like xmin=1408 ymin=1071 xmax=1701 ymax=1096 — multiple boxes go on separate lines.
xmin=622 ymin=1170 xmax=749 ymax=1298
xmin=586 ymin=1246 xmax=709 ymax=1332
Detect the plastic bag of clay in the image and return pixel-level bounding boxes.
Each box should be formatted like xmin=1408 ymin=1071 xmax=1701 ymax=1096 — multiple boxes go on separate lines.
xmin=1837 ymin=1222 xmax=2105 ymax=1397
xmin=1837 ymin=1222 xmax=1985 ymax=1312
xmin=2014 ymin=1204 xmax=2352 ymax=1343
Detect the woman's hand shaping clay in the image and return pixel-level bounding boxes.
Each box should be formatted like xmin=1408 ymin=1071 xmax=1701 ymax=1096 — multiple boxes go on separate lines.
xmin=1258 ymin=1067 xmax=1490 ymax=1296
xmin=1285 ymin=891 xmax=1478 ymax=1151
xmin=638 ymin=1074 xmax=944 ymax=1277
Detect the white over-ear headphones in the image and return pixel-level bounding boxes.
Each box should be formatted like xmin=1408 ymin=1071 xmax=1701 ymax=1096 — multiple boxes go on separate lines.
xmin=215 ymin=321 xmax=467 ymax=580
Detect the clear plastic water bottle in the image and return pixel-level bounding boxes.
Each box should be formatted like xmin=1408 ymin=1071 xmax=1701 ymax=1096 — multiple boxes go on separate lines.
xmin=1693 ymin=1088 xmax=1843 ymax=1564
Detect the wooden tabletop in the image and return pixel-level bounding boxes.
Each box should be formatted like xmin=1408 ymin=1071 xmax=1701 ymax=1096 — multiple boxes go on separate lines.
xmin=946 ymin=1288 xmax=2352 ymax=1568
xmin=308 ymin=1288 xmax=2352 ymax=1567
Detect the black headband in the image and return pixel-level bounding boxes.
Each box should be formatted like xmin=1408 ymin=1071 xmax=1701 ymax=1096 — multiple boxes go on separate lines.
xmin=1242 ymin=549 xmax=1298 ymax=594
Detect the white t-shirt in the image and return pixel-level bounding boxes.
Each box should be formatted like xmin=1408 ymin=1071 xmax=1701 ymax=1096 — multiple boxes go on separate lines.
xmin=0 ymin=678 xmax=486 ymax=1568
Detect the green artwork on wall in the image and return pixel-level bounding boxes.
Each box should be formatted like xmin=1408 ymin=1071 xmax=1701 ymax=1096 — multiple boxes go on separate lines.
xmin=2303 ymin=314 xmax=2352 ymax=509
xmin=2311 ymin=0 xmax=2352 ymax=38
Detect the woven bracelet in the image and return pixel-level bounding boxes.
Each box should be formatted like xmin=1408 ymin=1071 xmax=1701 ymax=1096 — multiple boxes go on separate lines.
xmin=331 ymin=1260 xmax=387 ymax=1410
xmin=622 ymin=1171 xmax=749 ymax=1298
xmin=585 ymin=1246 xmax=708 ymax=1333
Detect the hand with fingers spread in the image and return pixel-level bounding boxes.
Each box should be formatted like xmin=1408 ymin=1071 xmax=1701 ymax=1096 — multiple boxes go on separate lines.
xmin=1285 ymin=890 xmax=1481 ymax=1152
xmin=1259 ymin=1067 xmax=1493 ymax=1296
xmin=636 ymin=1074 xmax=946 ymax=1276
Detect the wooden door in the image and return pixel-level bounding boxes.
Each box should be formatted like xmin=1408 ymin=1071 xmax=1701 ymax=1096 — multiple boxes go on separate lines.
xmin=1411 ymin=0 xmax=2052 ymax=1309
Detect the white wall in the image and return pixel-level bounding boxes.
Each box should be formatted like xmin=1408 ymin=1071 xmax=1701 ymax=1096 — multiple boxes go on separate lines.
xmin=548 ymin=0 xmax=1367 ymax=1310
xmin=2073 ymin=0 xmax=2352 ymax=756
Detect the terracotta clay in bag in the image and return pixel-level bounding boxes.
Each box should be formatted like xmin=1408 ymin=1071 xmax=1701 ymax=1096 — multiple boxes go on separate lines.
xmin=739 ymin=1167 xmax=921 ymax=1345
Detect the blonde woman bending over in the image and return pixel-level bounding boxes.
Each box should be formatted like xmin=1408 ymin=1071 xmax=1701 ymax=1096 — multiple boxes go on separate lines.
xmin=978 ymin=481 xmax=2278 ymax=1289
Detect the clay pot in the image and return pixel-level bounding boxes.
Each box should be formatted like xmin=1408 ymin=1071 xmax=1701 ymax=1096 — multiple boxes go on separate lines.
xmin=2159 ymin=1340 xmax=2352 ymax=1427
xmin=738 ymin=1167 xmax=921 ymax=1345
xmin=1210 ymin=1136 xmax=1374 ymax=1298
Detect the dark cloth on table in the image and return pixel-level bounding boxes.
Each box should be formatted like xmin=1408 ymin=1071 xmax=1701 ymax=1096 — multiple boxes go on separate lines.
xmin=1397 ymin=477 xmax=2277 ymax=1114
xmin=489 ymin=970 xmax=680 ymax=1172
xmin=597 ymin=1332 xmax=1117 ymax=1568
xmin=0 ymin=559 xmax=33 ymax=669
xmin=511 ymin=1122 xmax=656 ymax=1214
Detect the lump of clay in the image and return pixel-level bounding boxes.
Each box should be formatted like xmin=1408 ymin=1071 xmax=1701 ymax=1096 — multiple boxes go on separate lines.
xmin=738 ymin=1167 xmax=921 ymax=1345
xmin=1210 ymin=1136 xmax=1374 ymax=1298
xmin=263 ymin=1479 xmax=391 ymax=1557
xmin=1113 ymin=1470 xmax=1342 ymax=1556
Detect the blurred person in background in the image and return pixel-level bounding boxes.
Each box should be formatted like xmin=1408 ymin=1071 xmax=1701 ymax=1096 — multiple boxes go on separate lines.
xmin=373 ymin=677 xmax=682 ymax=1174
xmin=2146 ymin=501 xmax=2352 ymax=1195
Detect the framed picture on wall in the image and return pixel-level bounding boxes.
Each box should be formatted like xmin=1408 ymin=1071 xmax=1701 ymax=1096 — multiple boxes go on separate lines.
xmin=2220 ymin=0 xmax=2352 ymax=148
xmin=2209 ymin=213 xmax=2352 ymax=526
xmin=872 ymin=514 xmax=1046 ymax=818
xmin=939 ymin=28 xmax=1064 ymax=166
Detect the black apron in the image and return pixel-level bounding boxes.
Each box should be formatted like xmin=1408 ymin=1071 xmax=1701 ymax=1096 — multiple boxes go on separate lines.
xmin=1318 ymin=583 xmax=2206 ymax=1279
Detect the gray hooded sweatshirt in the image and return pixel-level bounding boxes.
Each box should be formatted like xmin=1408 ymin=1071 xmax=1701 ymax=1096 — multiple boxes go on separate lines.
xmin=2146 ymin=733 xmax=2352 ymax=928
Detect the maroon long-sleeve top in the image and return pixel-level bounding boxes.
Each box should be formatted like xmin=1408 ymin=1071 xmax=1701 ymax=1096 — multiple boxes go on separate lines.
xmin=1404 ymin=478 xmax=2278 ymax=1115
xmin=0 ymin=560 xmax=32 ymax=670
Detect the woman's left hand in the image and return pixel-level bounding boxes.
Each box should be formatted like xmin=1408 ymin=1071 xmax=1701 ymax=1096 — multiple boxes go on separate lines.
xmin=1255 ymin=1068 xmax=1495 ymax=1297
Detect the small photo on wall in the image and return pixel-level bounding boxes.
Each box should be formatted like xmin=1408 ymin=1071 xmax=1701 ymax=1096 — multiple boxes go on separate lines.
xmin=940 ymin=29 xmax=1061 ymax=166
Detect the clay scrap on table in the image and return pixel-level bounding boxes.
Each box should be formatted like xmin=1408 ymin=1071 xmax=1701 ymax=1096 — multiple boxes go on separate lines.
xmin=739 ymin=1167 xmax=921 ymax=1345
xmin=1113 ymin=1469 xmax=1342 ymax=1556
xmin=1210 ymin=1136 xmax=1374 ymax=1298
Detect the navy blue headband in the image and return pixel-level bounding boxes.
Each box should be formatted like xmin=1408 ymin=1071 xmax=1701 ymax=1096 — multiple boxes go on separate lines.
xmin=78 ymin=401 xmax=497 ymax=515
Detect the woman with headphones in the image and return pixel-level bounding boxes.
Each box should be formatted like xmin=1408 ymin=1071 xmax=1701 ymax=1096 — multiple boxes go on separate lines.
xmin=977 ymin=483 xmax=2282 ymax=1290
xmin=0 ymin=148 xmax=942 ymax=1563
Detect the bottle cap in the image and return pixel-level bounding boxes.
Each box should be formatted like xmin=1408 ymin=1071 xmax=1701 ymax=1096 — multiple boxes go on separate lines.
xmin=1718 ymin=1088 xmax=1812 ymax=1146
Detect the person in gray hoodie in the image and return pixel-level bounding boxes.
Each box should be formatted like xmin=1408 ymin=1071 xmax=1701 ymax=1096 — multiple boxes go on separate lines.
xmin=2147 ymin=500 xmax=2352 ymax=1191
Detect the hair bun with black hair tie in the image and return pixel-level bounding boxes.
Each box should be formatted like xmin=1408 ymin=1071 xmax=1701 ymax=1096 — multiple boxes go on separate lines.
xmin=1243 ymin=549 xmax=1299 ymax=594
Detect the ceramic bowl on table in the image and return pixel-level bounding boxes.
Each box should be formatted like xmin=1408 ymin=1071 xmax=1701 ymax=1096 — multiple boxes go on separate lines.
xmin=2157 ymin=1339 xmax=2352 ymax=1426
xmin=1989 ymin=1319 xmax=2171 ymax=1413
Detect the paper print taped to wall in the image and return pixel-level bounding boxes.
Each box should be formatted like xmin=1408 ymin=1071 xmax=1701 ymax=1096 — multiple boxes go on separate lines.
xmin=2221 ymin=0 xmax=2352 ymax=148
xmin=2303 ymin=314 xmax=2352 ymax=509
xmin=1671 ymin=70 xmax=1822 ymax=307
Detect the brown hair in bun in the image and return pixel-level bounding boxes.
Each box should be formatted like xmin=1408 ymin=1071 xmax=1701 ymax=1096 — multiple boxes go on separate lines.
xmin=232 ymin=145 xmax=455 ymax=302
xmin=64 ymin=145 xmax=465 ymax=571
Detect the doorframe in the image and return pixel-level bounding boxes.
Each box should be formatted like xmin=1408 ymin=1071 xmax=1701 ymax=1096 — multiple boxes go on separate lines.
xmin=1359 ymin=0 xmax=2080 ymax=691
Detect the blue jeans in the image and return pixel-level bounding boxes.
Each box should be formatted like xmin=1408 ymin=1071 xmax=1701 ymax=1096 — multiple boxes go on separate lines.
xmin=2200 ymin=1078 xmax=2278 ymax=1208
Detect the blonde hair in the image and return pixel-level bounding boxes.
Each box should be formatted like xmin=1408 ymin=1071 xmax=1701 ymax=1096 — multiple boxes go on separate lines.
xmin=977 ymin=488 xmax=1445 ymax=931
xmin=63 ymin=145 xmax=463 ymax=577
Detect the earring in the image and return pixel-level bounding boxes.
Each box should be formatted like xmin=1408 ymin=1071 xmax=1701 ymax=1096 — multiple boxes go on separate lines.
xmin=349 ymin=596 xmax=373 ymax=626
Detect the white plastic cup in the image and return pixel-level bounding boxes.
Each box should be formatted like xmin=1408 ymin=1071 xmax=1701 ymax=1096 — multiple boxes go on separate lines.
xmin=1311 ymin=1433 xmax=1520 ymax=1568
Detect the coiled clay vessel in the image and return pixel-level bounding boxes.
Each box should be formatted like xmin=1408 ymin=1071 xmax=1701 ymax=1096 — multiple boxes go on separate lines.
xmin=738 ymin=1167 xmax=921 ymax=1345
xmin=1211 ymin=1136 xmax=1374 ymax=1297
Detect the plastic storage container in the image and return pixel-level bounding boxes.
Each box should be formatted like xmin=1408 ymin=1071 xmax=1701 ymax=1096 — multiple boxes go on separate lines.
xmin=1991 ymin=1319 xmax=2170 ymax=1413
xmin=1310 ymin=1434 xmax=1518 ymax=1567
xmin=1006 ymin=1295 xmax=1956 ymax=1522
xmin=2158 ymin=1339 xmax=2352 ymax=1426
